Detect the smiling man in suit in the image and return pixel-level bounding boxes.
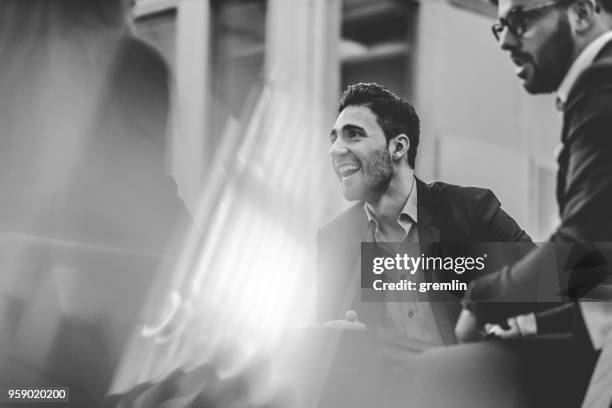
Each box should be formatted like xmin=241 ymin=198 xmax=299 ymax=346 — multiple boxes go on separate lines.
xmin=317 ymin=83 xmax=534 ymax=345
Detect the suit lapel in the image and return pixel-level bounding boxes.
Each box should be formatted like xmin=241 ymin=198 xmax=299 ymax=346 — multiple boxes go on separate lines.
xmin=358 ymin=204 xmax=372 ymax=242
xmin=416 ymin=178 xmax=440 ymax=259
xmin=558 ymin=40 xmax=612 ymax=218
xmin=415 ymin=178 xmax=456 ymax=344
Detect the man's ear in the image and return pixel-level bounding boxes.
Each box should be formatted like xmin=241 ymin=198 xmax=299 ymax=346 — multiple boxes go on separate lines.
xmin=569 ymin=0 xmax=597 ymax=33
xmin=390 ymin=134 xmax=410 ymax=160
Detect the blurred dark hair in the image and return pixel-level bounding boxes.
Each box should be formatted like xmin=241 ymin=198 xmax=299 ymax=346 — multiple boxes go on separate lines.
xmin=0 ymin=0 xmax=128 ymax=87
xmin=338 ymin=83 xmax=420 ymax=169
xmin=0 ymin=0 xmax=126 ymax=37
xmin=53 ymin=0 xmax=126 ymax=27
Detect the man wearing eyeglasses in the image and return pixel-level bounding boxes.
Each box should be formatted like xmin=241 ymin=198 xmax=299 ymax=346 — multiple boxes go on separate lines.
xmin=456 ymin=0 xmax=612 ymax=405
xmin=490 ymin=0 xmax=597 ymax=94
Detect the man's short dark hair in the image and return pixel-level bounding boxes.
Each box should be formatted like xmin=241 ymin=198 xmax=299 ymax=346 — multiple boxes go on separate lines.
xmin=338 ymin=83 xmax=420 ymax=169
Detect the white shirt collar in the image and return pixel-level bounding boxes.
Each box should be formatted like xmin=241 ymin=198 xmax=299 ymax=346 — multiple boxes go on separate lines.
xmin=556 ymin=31 xmax=612 ymax=110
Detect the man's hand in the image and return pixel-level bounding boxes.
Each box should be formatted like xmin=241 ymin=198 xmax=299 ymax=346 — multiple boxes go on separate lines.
xmin=485 ymin=318 xmax=521 ymax=340
xmin=484 ymin=314 xmax=537 ymax=339
xmin=324 ymin=310 xmax=367 ymax=330
xmin=455 ymin=309 xmax=484 ymax=343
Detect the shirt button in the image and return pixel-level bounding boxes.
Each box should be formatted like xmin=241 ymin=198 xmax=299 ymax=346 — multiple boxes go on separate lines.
xmin=407 ymin=310 xmax=414 ymax=318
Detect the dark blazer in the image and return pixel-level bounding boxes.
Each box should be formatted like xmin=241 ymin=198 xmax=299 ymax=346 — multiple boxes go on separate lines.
xmin=467 ymin=41 xmax=612 ymax=325
xmin=317 ymin=178 xmax=533 ymax=344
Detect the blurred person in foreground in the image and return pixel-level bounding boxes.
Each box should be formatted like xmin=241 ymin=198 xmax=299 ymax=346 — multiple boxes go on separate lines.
xmin=0 ymin=1 xmax=294 ymax=407
xmin=0 ymin=0 xmax=191 ymax=406
xmin=452 ymin=0 xmax=612 ymax=406
xmin=317 ymin=82 xmax=533 ymax=345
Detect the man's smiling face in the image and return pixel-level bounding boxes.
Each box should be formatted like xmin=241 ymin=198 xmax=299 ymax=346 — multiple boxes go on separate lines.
xmin=329 ymin=105 xmax=393 ymax=202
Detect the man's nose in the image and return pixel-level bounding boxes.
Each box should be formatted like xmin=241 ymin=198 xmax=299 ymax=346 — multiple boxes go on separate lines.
xmin=329 ymin=138 xmax=348 ymax=157
xmin=498 ymin=27 xmax=519 ymax=51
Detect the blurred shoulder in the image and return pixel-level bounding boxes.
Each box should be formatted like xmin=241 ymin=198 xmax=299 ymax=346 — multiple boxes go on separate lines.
xmin=318 ymin=202 xmax=365 ymax=243
xmin=114 ymin=34 xmax=169 ymax=77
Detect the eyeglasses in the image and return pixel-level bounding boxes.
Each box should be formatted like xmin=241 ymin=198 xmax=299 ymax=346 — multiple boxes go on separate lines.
xmin=491 ymin=0 xmax=573 ymax=42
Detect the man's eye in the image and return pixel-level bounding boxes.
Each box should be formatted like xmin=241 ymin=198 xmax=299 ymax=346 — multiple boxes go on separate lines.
xmin=349 ymin=131 xmax=361 ymax=138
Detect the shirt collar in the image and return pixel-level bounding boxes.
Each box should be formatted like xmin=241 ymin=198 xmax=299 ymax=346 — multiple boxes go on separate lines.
xmin=364 ymin=176 xmax=418 ymax=232
xmin=556 ymin=31 xmax=612 ymax=110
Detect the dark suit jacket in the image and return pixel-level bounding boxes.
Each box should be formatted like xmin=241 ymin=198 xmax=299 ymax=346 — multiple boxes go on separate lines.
xmin=467 ymin=41 xmax=612 ymax=326
xmin=317 ymin=178 xmax=533 ymax=344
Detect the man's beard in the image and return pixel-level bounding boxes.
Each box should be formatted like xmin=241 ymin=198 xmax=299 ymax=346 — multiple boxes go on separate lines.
xmin=361 ymin=146 xmax=393 ymax=202
xmin=524 ymin=15 xmax=574 ymax=94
